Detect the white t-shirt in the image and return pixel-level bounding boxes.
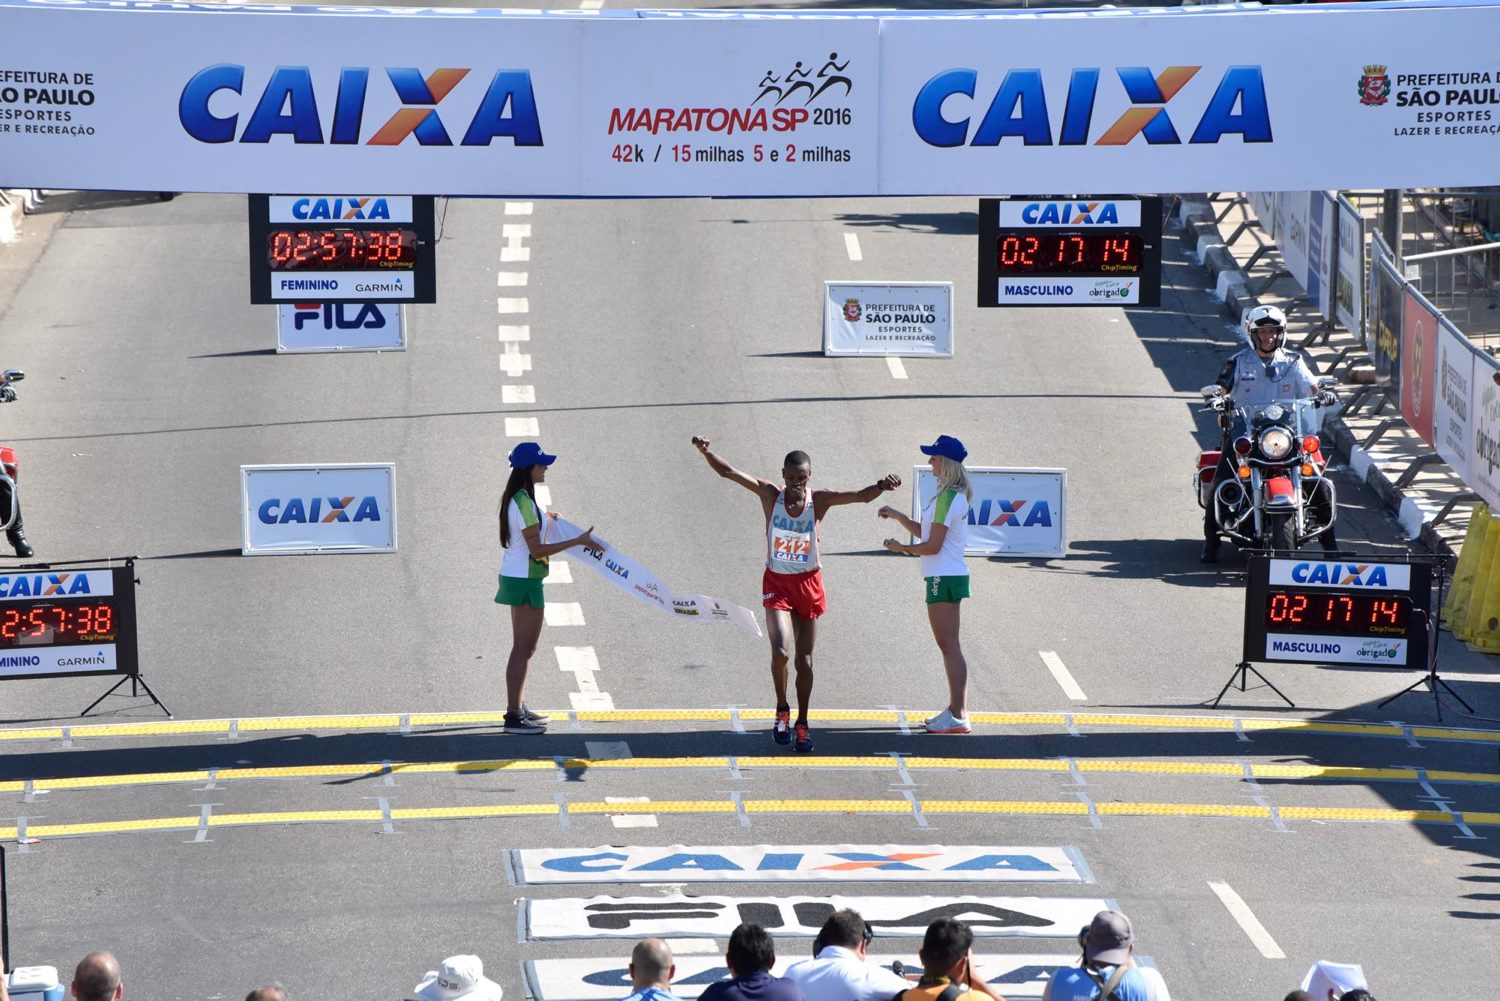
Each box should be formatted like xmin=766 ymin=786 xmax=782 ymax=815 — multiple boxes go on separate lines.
xmin=499 ymin=490 xmax=550 ymax=580
xmin=784 ymin=947 xmax=910 ymax=1001
xmin=919 ymin=488 xmax=970 ymax=578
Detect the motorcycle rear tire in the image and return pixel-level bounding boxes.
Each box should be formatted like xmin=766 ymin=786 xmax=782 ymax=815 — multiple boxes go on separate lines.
xmin=1267 ymin=512 xmax=1297 ymax=553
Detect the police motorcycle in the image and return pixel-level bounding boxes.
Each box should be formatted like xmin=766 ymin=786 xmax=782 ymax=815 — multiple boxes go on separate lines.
xmin=0 ymin=369 xmax=29 ymax=555
xmin=1195 ymin=376 xmax=1339 ymax=553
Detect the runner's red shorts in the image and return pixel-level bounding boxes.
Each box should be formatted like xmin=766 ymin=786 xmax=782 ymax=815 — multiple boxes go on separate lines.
xmin=762 ymin=567 xmax=827 ymax=620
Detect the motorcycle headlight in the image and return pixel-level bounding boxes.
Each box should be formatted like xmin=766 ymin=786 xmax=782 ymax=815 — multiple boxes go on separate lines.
xmin=1260 ymin=427 xmax=1294 ymax=460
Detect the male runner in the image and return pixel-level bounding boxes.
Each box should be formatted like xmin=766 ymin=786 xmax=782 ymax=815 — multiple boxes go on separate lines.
xmin=692 ymin=435 xmax=901 ymax=752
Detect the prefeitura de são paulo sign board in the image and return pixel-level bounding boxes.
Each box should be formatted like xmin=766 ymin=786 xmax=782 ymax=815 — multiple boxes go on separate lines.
xmin=2 ymin=0 xmax=1498 ymax=196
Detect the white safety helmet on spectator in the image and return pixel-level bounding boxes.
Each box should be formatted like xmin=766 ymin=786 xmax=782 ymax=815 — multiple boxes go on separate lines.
xmin=1243 ymin=304 xmax=1287 ymax=351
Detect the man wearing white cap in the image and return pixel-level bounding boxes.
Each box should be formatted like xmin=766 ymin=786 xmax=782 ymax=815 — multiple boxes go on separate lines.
xmin=415 ymin=956 xmax=504 ymax=1001
xmin=1041 ymin=911 xmax=1171 ymax=1001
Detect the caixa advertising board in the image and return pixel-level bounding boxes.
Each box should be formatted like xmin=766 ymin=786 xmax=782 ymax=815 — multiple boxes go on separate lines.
xmin=0 ymin=564 xmax=139 ymax=682
xmin=912 ymin=467 xmax=1067 ymax=559
xmin=240 ymin=464 xmax=397 ymax=555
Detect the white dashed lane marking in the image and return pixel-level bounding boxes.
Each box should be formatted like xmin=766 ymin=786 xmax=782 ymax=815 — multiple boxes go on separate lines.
xmin=886 ymin=357 xmax=908 ymax=379
xmin=497 ymin=297 xmax=530 ymax=314
xmin=504 ymin=202 xmax=534 ymax=215
xmin=844 ymin=232 xmax=863 ymax=261
xmin=547 ymin=560 xmax=572 ymax=584
xmin=1208 ymin=881 xmax=1286 ymax=959
xmin=505 ymin=417 xmax=540 ymax=437
xmin=533 ymin=485 xmax=552 ymax=507
xmin=1040 ymin=650 xmax=1088 ymax=702
xmin=502 ymin=385 xmax=536 ymax=404
xmin=497 ymin=272 xmax=528 ymax=287
xmin=545 ymin=603 xmax=587 ymax=627
xmin=500 ymin=344 xmax=532 ymax=376
xmin=605 ymin=797 xmax=658 ymax=828
xmin=498 ymin=324 xmax=531 ymax=342
xmin=501 ymin=224 xmax=532 ymax=262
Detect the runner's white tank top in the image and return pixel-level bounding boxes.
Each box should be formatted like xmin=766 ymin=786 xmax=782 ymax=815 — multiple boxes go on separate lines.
xmin=767 ymin=488 xmax=820 ymax=574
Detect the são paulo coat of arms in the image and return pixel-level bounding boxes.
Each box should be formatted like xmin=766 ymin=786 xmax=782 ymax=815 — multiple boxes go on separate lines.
xmin=1359 ymin=65 xmax=1391 ymax=107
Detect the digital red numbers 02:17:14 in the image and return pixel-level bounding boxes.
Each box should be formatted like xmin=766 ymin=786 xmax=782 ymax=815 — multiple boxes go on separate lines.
xmin=0 ymin=602 xmax=117 ymax=646
xmin=1264 ymin=591 xmax=1409 ymax=635
xmin=995 ymin=234 xmax=1141 ymax=274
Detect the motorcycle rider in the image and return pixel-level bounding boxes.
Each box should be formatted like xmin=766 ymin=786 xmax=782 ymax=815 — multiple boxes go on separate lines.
xmin=0 ymin=378 xmax=30 ymax=558
xmin=1201 ymin=305 xmax=1336 ymax=563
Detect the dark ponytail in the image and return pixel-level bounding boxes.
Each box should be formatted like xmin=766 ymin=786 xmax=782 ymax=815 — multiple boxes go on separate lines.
xmin=499 ymin=466 xmax=535 ymax=549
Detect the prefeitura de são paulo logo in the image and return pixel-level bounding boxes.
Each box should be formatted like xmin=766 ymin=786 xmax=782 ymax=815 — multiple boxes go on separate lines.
xmin=1359 ymin=64 xmax=1391 ymax=107
xmin=843 ymin=298 xmax=862 ymax=322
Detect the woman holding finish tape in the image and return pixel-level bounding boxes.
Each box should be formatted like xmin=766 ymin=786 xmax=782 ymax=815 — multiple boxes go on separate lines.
xmin=496 ymin=441 xmax=602 ymax=735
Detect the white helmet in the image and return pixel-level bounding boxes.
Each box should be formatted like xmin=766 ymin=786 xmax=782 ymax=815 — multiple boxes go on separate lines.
xmin=1244 ymin=304 xmax=1287 ymax=351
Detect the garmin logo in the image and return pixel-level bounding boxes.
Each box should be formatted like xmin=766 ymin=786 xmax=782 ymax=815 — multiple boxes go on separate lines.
xmin=58 ymin=656 xmax=107 ymax=667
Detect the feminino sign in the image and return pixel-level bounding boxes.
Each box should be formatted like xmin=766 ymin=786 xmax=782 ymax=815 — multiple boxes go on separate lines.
xmin=3 ymin=0 xmax=1500 ymax=195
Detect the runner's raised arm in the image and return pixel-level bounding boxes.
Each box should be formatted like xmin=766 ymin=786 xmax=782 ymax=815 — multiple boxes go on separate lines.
xmin=692 ymin=435 xmax=778 ymax=502
xmin=814 ymin=473 xmax=902 ymax=515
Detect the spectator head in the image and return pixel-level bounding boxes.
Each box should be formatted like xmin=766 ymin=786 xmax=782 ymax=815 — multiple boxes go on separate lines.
xmin=71 ymin=952 xmax=122 ymax=1001
xmin=629 ymin=939 xmax=676 ymax=989
xmin=725 ymin=924 xmax=776 ymax=979
xmin=1340 ymin=992 xmax=1376 ymax=1001
xmin=917 ymin=919 xmax=974 ymax=980
xmin=245 ymin=988 xmax=288 ymax=1001
xmin=1282 ymin=993 xmax=1315 ymax=1001
xmin=1081 ymin=911 xmax=1134 ymax=967
xmin=413 ymin=955 xmax=503 ymax=1001
xmin=816 ymin=910 xmax=872 ymax=957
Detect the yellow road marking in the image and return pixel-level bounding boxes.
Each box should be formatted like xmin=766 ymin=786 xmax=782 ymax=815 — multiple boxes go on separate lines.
xmin=8 ymin=794 xmax=1496 ymax=844
xmin=0 ymin=709 xmax=1494 ymax=747
xmin=6 ymin=755 xmax=1498 ymax=797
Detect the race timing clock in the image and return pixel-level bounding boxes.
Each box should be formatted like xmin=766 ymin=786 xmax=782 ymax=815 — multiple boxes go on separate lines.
xmin=978 ymin=195 xmax=1162 ymax=307
xmin=248 ymin=195 xmax=437 ymax=305
xmin=0 ymin=563 xmax=139 ymax=682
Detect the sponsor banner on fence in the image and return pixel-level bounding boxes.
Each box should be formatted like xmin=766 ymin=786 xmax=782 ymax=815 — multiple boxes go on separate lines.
xmin=1248 ymin=192 xmax=1278 ymax=239
xmin=1400 ymin=284 xmax=1440 ymax=445
xmin=1335 ymin=194 xmax=1365 ymax=340
xmin=1471 ymin=350 xmax=1500 ymax=513
xmin=514 ymin=845 xmax=1089 ymax=884
xmin=1434 ymin=319 xmax=1476 ymax=485
xmin=5 ymin=0 xmax=1500 ymax=195
xmin=526 ymin=955 xmax=1082 ymax=1001
xmin=549 ymin=517 xmax=760 ymax=637
xmin=1272 ymin=192 xmax=1334 ymax=317
xmin=1368 ymin=237 xmax=1404 ymax=392
xmin=914 ymin=467 xmax=1066 ymax=558
xmin=1268 ymin=559 xmax=1411 ymax=591
xmin=823 ymin=282 xmax=953 ymax=357
xmin=240 ymin=464 xmax=396 ymax=555
xmin=526 ymin=895 xmax=1106 ymax=940
xmin=276 ymin=303 xmax=405 ymax=353
xmin=1265 ymin=633 xmax=1408 ymax=666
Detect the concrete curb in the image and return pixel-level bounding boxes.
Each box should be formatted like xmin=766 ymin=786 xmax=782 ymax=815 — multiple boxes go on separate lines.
xmin=1175 ymin=193 xmax=1455 ymax=558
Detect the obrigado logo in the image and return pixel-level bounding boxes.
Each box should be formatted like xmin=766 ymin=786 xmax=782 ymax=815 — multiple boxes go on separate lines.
xmin=912 ymin=65 xmax=1271 ymax=147
xmin=258 ymin=496 xmax=381 ymax=524
xmin=970 ymin=498 xmax=1052 ymax=528
xmin=178 ymin=66 xmax=542 ymax=146
xmin=292 ymin=197 xmax=392 ymax=221
xmin=1290 ymin=562 xmax=1390 ymax=587
xmin=0 ymin=573 xmax=90 ymax=598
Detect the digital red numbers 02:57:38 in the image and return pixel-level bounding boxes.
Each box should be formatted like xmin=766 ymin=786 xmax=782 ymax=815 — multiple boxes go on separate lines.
xmin=0 ymin=602 xmax=117 ymax=646
xmin=266 ymin=229 xmax=417 ymax=270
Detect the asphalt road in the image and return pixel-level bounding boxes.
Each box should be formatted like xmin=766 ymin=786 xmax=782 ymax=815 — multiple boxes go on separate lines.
xmin=1 ymin=19 xmax=1499 ymax=999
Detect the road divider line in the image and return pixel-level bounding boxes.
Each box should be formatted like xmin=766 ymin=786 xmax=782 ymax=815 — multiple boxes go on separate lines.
xmin=886 ymin=357 xmax=908 ymax=380
xmin=502 ymin=385 xmax=536 ymax=404
xmin=547 ymin=560 xmax=572 ymax=584
xmin=505 ymin=417 xmax=540 ymax=437
xmin=505 ymin=202 xmax=534 ymax=215
xmin=844 ymin=232 xmax=863 ymax=261
xmin=500 ymin=344 xmax=532 ymax=377
xmin=545 ymin=603 xmax=586 ymax=627
xmin=497 ymin=297 xmax=530 ymax=314
xmin=498 ymin=323 xmax=531 ymax=341
xmin=1039 ymin=651 xmax=1087 ymax=702
xmin=501 ymin=223 xmax=531 ymax=262
xmin=1207 ymin=881 xmax=1285 ymax=959
xmin=497 ymin=273 xmax=529 ymax=288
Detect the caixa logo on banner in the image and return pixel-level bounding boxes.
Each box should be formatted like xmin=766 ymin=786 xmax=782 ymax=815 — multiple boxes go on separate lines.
xmin=240 ymin=464 xmax=397 ymax=555
xmin=178 ymin=65 xmax=543 ymax=146
xmin=914 ymin=467 xmax=1067 ymax=558
xmin=911 ymin=65 xmax=1271 ymax=147
xmin=276 ymin=303 xmax=405 ymax=353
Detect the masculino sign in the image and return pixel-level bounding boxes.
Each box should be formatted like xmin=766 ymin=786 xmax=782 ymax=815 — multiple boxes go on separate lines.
xmin=240 ymin=463 xmax=397 ymax=554
xmin=514 ymin=845 xmax=1090 ymax=883
xmin=525 ymin=895 xmax=1107 ymax=940
xmin=4 ymin=0 xmax=1500 ymax=195
xmin=823 ymin=282 xmax=953 ymax=357
xmin=913 ymin=467 xmax=1066 ymax=558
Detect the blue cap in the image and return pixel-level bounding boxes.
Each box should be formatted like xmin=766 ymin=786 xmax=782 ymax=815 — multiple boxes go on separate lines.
xmin=919 ymin=435 xmax=968 ymax=462
xmin=508 ymin=441 xmax=557 ymax=468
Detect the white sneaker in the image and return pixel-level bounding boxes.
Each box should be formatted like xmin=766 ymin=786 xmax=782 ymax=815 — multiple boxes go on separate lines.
xmin=925 ymin=708 xmax=971 ymax=734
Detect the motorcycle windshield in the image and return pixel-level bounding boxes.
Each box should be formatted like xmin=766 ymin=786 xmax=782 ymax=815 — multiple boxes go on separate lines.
xmin=1241 ymin=398 xmax=1323 ymax=434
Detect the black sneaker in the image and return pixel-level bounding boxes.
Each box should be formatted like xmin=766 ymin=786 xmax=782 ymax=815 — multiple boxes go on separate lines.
xmin=520 ymin=704 xmax=550 ymax=724
xmin=504 ymin=712 xmax=546 ymax=735
xmin=9 ymin=531 xmax=32 ymax=559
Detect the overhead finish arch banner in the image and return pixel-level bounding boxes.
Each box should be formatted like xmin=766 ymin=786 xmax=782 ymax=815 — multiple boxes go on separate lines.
xmin=1 ymin=0 xmax=1498 ymax=196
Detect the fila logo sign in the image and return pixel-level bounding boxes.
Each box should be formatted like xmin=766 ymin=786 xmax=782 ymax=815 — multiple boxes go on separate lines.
xmin=293 ymin=303 xmax=388 ymax=331
xmin=1268 ymin=560 xmax=1411 ymax=590
xmin=515 ymin=845 xmax=1088 ymax=883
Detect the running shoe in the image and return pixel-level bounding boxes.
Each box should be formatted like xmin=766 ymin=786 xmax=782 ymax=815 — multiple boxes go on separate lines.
xmin=794 ymin=722 xmax=815 ymax=753
xmin=773 ymin=708 xmax=792 ymax=745
xmin=520 ymin=703 xmax=550 ymax=724
xmin=504 ymin=712 xmax=547 ymax=735
xmin=924 ymin=708 xmax=971 ymax=734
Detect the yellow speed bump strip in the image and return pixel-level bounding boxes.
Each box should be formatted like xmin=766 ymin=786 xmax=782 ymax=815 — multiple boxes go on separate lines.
xmin=1 ymin=709 xmax=1497 ymax=746
xmin=2 ymin=756 xmax=1498 ymax=798
xmin=3 ymin=797 xmax=1498 ymax=843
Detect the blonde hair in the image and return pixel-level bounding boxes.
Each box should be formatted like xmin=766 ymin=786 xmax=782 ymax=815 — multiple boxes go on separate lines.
xmin=934 ymin=456 xmax=972 ymax=503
